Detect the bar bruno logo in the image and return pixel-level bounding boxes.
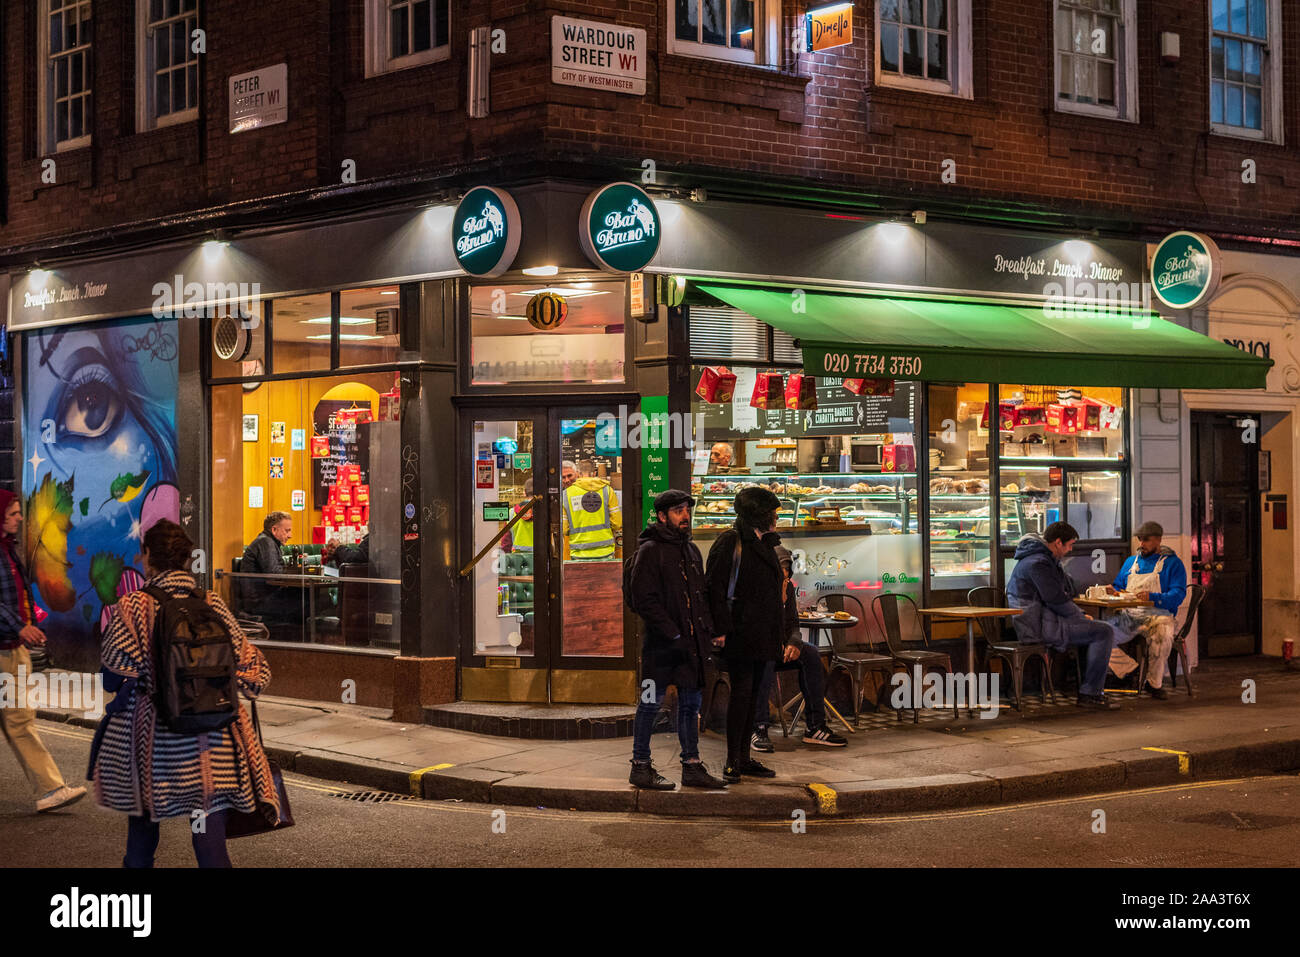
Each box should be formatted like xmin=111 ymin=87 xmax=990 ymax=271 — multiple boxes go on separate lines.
xmin=580 ymin=182 xmax=661 ymax=273
xmin=452 ymin=186 xmax=521 ymax=278
xmin=1150 ymin=231 xmax=1221 ymax=309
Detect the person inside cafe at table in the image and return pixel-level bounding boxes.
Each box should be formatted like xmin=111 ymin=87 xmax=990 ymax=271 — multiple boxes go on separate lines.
xmin=751 ymin=543 xmax=847 ymax=752
xmin=1006 ymin=521 xmax=1119 ymax=711
xmin=709 ymin=442 xmax=734 ymax=472
xmin=1103 ymin=521 xmax=1188 ymax=701
xmin=239 ymin=511 xmax=303 ymax=638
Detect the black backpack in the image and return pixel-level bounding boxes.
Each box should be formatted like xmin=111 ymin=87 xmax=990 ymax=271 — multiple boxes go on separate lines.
xmin=144 ymin=584 xmax=239 ymax=734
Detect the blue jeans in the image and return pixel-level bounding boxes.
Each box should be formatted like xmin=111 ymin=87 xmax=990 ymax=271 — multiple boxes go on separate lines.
xmin=1062 ymin=617 xmax=1117 ymax=697
xmin=632 ymin=686 xmax=702 ymax=763
xmin=124 ymin=811 xmax=232 ymax=868
xmin=754 ymin=640 xmax=827 ymax=731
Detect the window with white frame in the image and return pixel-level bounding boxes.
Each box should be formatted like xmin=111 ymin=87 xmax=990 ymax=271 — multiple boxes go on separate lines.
xmin=40 ymin=0 xmax=93 ymax=152
xmin=1054 ymin=0 xmax=1138 ymax=121
xmin=364 ymin=0 xmax=450 ymax=77
xmin=668 ymin=1 xmax=780 ymax=66
xmin=875 ymin=0 xmax=972 ymax=98
xmin=1209 ymin=0 xmax=1280 ymax=141
xmin=137 ymin=0 xmax=199 ymax=131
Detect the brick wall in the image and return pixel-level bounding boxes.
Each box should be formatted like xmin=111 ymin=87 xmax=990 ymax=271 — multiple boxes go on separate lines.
xmin=3 ymin=1 xmax=1300 ymax=254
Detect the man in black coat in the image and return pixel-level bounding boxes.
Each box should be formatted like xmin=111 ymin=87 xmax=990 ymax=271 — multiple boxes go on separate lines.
xmin=706 ymin=487 xmax=794 ymax=782
xmin=625 ymin=490 xmax=728 ymax=790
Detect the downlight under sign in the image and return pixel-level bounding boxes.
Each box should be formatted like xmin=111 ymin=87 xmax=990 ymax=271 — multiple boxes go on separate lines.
xmin=452 ymin=187 xmax=521 ymax=278
xmin=579 ymin=182 xmax=661 ymax=273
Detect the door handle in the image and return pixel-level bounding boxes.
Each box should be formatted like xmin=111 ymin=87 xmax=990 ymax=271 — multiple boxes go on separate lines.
xmin=1213 ymin=562 xmax=1224 ymax=572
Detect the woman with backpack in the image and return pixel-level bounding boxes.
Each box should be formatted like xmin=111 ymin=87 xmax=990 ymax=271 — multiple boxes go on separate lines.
xmin=89 ymin=519 xmax=282 ymax=867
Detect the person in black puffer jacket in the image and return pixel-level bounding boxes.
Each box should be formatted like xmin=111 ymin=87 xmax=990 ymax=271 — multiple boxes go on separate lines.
xmin=705 ymin=487 xmax=795 ymax=783
xmin=624 ymin=490 xmax=728 ymax=791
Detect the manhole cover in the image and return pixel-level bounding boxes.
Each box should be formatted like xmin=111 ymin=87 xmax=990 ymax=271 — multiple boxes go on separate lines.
xmin=331 ymin=789 xmax=414 ymax=804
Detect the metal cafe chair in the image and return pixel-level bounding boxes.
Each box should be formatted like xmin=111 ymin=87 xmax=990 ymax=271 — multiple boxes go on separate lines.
xmin=1133 ymin=583 xmax=1206 ymax=697
xmin=967 ymin=586 xmax=1053 ymax=711
xmin=821 ymin=593 xmax=895 ymax=728
xmin=873 ymin=593 xmax=958 ymax=722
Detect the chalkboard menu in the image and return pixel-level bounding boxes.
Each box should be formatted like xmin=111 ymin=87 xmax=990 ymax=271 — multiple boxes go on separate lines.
xmin=694 ymin=370 xmax=916 ymax=438
xmin=313 ymin=399 xmax=367 ymax=509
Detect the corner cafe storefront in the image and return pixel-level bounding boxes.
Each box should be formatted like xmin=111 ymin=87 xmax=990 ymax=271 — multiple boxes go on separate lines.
xmin=3 ymin=180 xmax=1269 ymax=713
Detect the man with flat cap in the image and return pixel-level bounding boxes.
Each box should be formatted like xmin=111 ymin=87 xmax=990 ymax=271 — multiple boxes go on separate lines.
xmin=623 ymin=489 xmax=727 ymax=791
xmin=1107 ymin=521 xmax=1188 ymax=699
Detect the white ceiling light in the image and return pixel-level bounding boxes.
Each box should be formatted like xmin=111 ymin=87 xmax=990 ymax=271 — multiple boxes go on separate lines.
xmin=306 ymin=333 xmax=382 ymax=341
xmin=522 ymin=265 xmax=560 ymax=277
xmin=512 ymin=285 xmax=610 ymax=299
xmin=300 ymin=316 xmax=373 ymax=325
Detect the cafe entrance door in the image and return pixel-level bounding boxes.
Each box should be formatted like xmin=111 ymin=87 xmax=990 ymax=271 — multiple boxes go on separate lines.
xmin=460 ymin=405 xmax=638 ymax=703
xmin=1190 ymin=411 xmax=1263 ymax=657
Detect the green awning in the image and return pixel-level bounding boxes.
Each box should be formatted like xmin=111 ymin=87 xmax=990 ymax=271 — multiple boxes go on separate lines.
xmin=696 ymin=284 xmax=1272 ymax=390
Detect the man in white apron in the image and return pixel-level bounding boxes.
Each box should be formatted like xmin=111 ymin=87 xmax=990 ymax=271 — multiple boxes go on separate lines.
xmin=1106 ymin=521 xmax=1188 ymax=699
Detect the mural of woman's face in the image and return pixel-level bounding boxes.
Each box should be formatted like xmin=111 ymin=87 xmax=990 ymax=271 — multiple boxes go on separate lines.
xmin=23 ymin=318 xmax=178 ymax=662
xmin=30 ymin=328 xmax=167 ymax=495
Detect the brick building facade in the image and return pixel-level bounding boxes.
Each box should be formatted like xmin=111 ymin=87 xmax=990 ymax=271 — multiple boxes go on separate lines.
xmin=0 ymin=2 xmax=1292 ymax=710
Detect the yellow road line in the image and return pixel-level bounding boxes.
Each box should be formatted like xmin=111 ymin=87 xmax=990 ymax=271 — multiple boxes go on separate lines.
xmin=1142 ymin=746 xmax=1191 ymax=775
xmin=408 ymin=763 xmax=456 ymax=796
xmin=806 ymin=783 xmax=838 ymax=815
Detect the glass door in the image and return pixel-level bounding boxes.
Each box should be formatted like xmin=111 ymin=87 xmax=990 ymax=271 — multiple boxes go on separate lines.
xmin=548 ymin=405 xmax=638 ymax=701
xmin=461 ymin=405 xmax=638 ymax=703
xmin=463 ymin=412 xmax=551 ymax=701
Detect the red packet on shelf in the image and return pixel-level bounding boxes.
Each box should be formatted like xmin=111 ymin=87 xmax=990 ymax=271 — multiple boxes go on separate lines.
xmin=750 ymin=372 xmax=786 ymax=410
xmin=354 ymin=485 xmax=370 ymax=506
xmin=347 ymin=505 xmax=364 ymax=525
xmin=695 ymin=366 xmax=738 ymax=403
xmin=336 ymin=484 xmax=354 ymax=506
xmin=312 ymin=525 xmax=327 ymax=545
xmin=881 ymin=444 xmax=916 ymax=472
xmin=843 ymin=378 xmax=895 ymax=397
xmin=311 ymin=435 xmax=331 ymax=458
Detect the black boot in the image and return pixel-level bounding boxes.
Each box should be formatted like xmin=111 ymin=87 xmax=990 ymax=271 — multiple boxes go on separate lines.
xmin=629 ymin=759 xmax=675 ymax=790
xmin=680 ymin=761 xmax=728 ymax=789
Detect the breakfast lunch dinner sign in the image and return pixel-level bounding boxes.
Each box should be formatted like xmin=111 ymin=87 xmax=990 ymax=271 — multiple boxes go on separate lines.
xmin=552 ymin=16 xmax=647 ymax=96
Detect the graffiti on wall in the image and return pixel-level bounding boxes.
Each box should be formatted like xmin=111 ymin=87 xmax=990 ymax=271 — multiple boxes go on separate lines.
xmin=22 ymin=316 xmax=179 ymax=667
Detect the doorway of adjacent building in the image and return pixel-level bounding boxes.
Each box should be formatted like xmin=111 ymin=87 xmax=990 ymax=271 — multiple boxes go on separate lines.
xmin=1190 ymin=411 xmax=1262 ymax=657
xmin=460 ymin=405 xmax=637 ymax=703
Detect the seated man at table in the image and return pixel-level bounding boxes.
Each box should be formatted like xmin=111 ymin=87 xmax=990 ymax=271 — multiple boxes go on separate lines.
xmin=751 ymin=545 xmax=847 ymax=751
xmin=240 ymin=511 xmax=303 ymax=638
xmin=1006 ymin=522 xmax=1119 ymax=711
xmin=1105 ymin=521 xmax=1187 ymax=700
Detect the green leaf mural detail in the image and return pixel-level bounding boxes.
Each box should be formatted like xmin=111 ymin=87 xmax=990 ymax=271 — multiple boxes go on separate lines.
xmin=100 ymin=470 xmax=151 ymax=510
xmin=78 ymin=497 xmax=90 ymax=517
xmin=88 ymin=552 xmax=126 ymax=606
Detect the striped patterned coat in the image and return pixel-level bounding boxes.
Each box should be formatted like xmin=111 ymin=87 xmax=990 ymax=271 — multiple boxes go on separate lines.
xmin=90 ymin=570 xmax=283 ymax=823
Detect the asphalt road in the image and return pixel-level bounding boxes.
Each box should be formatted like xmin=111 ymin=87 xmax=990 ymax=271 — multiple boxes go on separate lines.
xmin=4 ymin=719 xmax=1298 ymax=868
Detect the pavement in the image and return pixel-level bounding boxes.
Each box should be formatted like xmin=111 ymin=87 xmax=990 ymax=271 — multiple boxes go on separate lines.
xmin=33 ymin=656 xmax=1300 ymax=818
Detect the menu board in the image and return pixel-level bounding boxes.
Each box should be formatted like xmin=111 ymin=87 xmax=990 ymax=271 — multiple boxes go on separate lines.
xmin=695 ymin=374 xmax=916 ymax=438
xmin=312 ymin=400 xmax=366 ymax=509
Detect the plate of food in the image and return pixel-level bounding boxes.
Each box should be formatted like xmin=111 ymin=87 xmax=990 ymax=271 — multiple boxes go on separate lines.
xmin=831 ymin=611 xmax=854 ymax=621
xmin=798 ymin=611 xmax=828 ymax=621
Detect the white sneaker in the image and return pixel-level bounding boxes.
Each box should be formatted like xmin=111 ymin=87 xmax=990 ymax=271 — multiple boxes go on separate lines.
xmin=36 ymin=785 xmax=87 ymax=813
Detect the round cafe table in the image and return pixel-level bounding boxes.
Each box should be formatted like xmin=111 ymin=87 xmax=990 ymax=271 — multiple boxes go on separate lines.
xmin=916 ymin=605 xmax=1023 ymax=717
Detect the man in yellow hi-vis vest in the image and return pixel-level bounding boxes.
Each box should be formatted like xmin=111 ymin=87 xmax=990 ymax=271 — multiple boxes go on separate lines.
xmin=511 ymin=479 xmax=534 ymax=553
xmin=562 ymin=469 xmax=621 ymax=560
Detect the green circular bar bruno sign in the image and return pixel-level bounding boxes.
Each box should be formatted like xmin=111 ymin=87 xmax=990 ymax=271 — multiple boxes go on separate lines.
xmin=452 ymin=186 xmax=521 ymax=277
xmin=579 ymin=182 xmax=661 ymax=273
xmin=1150 ymin=231 xmax=1222 ymax=310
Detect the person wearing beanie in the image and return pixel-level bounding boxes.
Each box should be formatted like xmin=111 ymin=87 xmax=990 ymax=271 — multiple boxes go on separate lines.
xmin=0 ymin=488 xmax=88 ymax=813
xmin=705 ymin=486 xmax=794 ymax=781
xmin=624 ymin=489 xmax=727 ymax=790
xmin=1106 ymin=521 xmax=1188 ymax=699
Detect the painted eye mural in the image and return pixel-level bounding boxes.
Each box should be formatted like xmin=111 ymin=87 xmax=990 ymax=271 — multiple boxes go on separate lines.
xmin=22 ymin=316 xmax=180 ymax=670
